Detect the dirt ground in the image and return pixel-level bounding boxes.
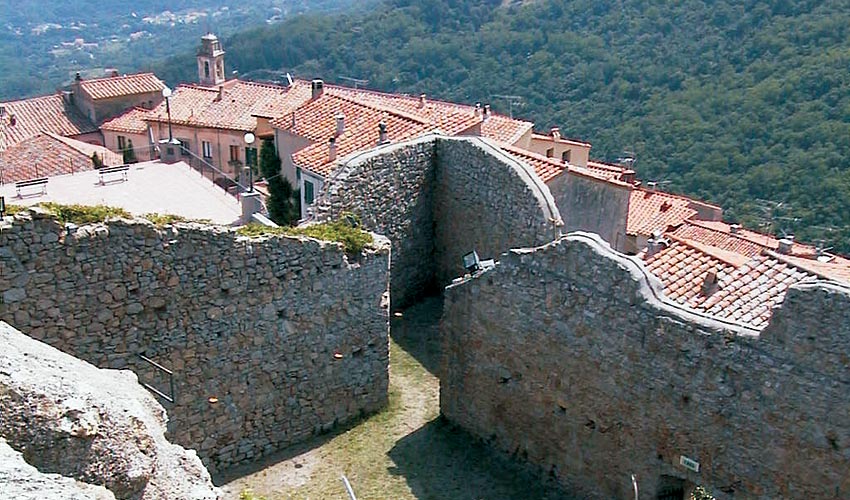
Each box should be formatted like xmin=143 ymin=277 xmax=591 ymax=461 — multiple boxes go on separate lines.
xmin=218 ymin=296 xmax=570 ymax=500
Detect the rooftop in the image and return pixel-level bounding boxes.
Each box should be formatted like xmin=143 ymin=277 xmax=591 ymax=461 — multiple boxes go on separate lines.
xmin=0 ymin=94 xmax=97 ymax=149
xmin=0 ymin=132 xmax=120 ymax=184
xmin=0 ymin=160 xmax=241 ymax=225
xmin=145 ymin=80 xmax=312 ymax=132
xmin=77 ymin=72 xmax=165 ymax=101
xmin=626 ymin=188 xmax=699 ymax=236
xmin=501 ymin=143 xmax=631 ymax=185
xmin=100 ymin=107 xmax=151 ymax=135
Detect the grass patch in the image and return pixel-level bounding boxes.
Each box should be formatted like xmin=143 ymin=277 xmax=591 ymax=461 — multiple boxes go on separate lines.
xmin=142 ymin=213 xmax=213 ymax=226
xmin=38 ymin=203 xmax=130 ymax=224
xmin=3 ymin=204 xmax=25 ymax=216
xmin=237 ymin=218 xmax=373 ymax=254
xmin=238 ymin=490 xmax=267 ymax=500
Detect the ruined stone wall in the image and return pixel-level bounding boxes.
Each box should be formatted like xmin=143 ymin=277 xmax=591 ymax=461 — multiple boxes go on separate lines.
xmin=0 ymin=211 xmax=390 ymax=475
xmin=441 ymin=232 xmax=850 ymax=499
xmin=313 ymin=134 xmax=561 ymax=308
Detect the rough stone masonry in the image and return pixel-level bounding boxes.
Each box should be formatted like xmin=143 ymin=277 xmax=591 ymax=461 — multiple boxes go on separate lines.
xmin=0 ymin=209 xmax=390 ymax=474
xmin=441 ymin=232 xmax=850 ymax=499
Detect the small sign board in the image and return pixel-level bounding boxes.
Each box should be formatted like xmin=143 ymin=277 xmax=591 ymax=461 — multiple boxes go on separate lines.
xmin=680 ymin=455 xmax=700 ymax=472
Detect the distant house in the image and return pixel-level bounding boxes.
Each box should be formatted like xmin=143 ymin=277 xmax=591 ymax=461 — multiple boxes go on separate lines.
xmin=0 ymin=132 xmax=120 ymax=185
xmin=70 ymin=71 xmax=165 ymax=125
xmin=101 ymin=107 xmax=154 ymax=162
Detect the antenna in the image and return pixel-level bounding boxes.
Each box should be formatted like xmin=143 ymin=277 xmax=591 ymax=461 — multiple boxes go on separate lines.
xmin=492 ymin=94 xmax=523 ymax=118
xmin=286 ymin=72 xmax=294 ymax=86
xmin=338 ymin=76 xmax=368 ymax=89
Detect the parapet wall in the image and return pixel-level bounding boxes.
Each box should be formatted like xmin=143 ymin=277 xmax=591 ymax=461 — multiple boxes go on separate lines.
xmin=314 ymin=134 xmax=561 ymax=308
xmin=0 ymin=211 xmax=390 ymax=475
xmin=441 ymin=232 xmax=850 ymax=499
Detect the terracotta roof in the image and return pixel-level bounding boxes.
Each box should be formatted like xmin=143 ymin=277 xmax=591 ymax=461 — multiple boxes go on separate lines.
xmin=531 ymin=132 xmax=592 ymax=147
xmin=627 ymin=188 xmax=698 ymax=236
xmin=317 ymin=84 xmax=532 ymax=144
xmin=642 ymin=236 xmax=817 ymax=329
xmin=501 ymin=144 xmax=631 ymax=185
xmin=146 ymin=80 xmax=311 ymax=132
xmin=0 ymin=132 xmax=121 ymax=184
xmin=0 ymin=94 xmax=97 ymax=149
xmin=100 ymin=107 xmax=150 ymax=134
xmin=78 ymin=73 xmax=165 ymax=100
xmin=586 ymin=160 xmax=635 ymax=181
xmin=283 ymin=92 xmax=432 ymax=177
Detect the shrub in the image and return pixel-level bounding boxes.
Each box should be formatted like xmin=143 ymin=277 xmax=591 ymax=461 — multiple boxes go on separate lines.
xmin=38 ymin=203 xmax=130 ymax=224
xmin=237 ymin=216 xmax=373 ymax=254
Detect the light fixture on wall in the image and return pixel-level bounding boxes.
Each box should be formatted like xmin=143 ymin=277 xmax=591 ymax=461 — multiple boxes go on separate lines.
xmin=462 ymin=250 xmax=480 ymax=273
xmin=159 ymin=87 xmax=180 ymax=147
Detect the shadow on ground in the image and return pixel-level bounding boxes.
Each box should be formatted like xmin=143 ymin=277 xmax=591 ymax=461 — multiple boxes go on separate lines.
xmin=387 ymin=416 xmax=574 ymax=500
xmin=391 ymin=294 xmax=443 ymax=376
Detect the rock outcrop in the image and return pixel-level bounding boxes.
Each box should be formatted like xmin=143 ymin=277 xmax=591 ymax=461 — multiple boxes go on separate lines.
xmin=0 ymin=321 xmax=219 ymax=499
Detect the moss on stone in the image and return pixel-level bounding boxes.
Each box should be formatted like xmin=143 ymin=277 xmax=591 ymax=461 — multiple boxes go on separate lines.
xmin=237 ymin=217 xmax=373 ymax=254
xmin=38 ymin=203 xmax=131 ymax=224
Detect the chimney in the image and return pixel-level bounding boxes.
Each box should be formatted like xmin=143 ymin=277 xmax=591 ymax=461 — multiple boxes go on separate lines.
xmin=311 ymin=79 xmax=324 ymax=99
xmin=645 ymin=236 xmax=669 ymax=258
xmin=378 ymin=121 xmax=388 ymax=145
xmin=730 ymin=223 xmax=741 ymax=235
xmin=75 ymin=72 xmax=82 ymax=82
xmin=419 ymin=94 xmax=427 ymax=108
xmin=646 ymin=181 xmax=657 ymax=191
xmin=8 ymin=114 xmax=16 ymax=127
xmin=335 ymin=113 xmax=345 ymax=136
xmin=290 ymin=111 xmax=296 ymax=129
xmin=701 ymin=269 xmax=719 ymax=295
xmin=215 ymin=85 xmax=223 ymax=102
xmin=328 ymin=137 xmax=337 ymax=161
xmin=474 ymin=102 xmax=482 ymax=116
xmin=483 ymin=104 xmax=491 ymax=120
xmin=551 ymin=127 xmax=561 ymax=140
xmin=111 ymin=69 xmax=119 ymax=78
xmin=778 ymin=236 xmax=794 ymax=254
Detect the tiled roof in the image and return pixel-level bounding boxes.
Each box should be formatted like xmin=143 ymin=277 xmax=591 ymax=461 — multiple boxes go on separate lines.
xmin=642 ymin=236 xmax=816 ymax=329
xmin=0 ymin=94 xmax=97 ymax=149
xmin=531 ymin=132 xmax=592 ymax=147
xmin=283 ymin=92 xmax=432 ymax=177
xmin=318 ymin=84 xmax=533 ymax=144
xmin=501 ymin=144 xmax=631 ymax=185
xmin=627 ymin=188 xmax=698 ymax=236
xmin=78 ymin=73 xmax=165 ymax=100
xmin=0 ymin=132 xmax=121 ymax=184
xmin=586 ymin=160 xmax=635 ymax=181
xmin=100 ymin=107 xmax=150 ymax=134
xmin=145 ymin=80 xmax=311 ymax=132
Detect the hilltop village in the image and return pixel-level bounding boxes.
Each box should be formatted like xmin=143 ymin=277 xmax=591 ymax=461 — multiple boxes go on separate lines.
xmin=1 ymin=34 xmax=849 ymax=499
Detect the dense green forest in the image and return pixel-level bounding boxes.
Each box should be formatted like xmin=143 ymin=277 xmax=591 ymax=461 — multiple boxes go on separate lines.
xmin=0 ymin=0 xmax=360 ymax=99
xmin=154 ymin=0 xmax=850 ymax=251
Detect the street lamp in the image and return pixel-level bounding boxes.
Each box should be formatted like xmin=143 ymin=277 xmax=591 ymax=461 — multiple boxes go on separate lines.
xmin=243 ymin=132 xmax=255 ymax=192
xmin=159 ymin=87 xmax=180 ymax=146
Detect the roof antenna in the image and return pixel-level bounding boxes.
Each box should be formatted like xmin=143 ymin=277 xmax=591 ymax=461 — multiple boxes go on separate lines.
xmin=286 ymin=72 xmax=294 ymax=87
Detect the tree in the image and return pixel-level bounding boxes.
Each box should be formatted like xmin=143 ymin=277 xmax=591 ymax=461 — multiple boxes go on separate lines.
xmin=259 ymin=138 xmax=300 ymax=225
xmin=123 ymin=139 xmax=137 ymax=164
xmin=91 ymin=152 xmax=103 ymax=169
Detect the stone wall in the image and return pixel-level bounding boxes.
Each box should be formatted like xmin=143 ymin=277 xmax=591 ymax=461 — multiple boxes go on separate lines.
xmin=313 ymin=134 xmax=561 ymax=308
xmin=441 ymin=232 xmax=850 ymax=499
xmin=0 ymin=210 xmax=390 ymax=475
xmin=548 ymin=171 xmax=631 ymax=252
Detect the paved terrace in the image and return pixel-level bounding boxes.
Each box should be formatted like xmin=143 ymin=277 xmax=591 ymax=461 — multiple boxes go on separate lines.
xmin=0 ymin=160 xmax=242 ymax=225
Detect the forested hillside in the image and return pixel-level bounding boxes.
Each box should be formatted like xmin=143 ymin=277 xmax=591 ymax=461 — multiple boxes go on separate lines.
xmin=0 ymin=0 xmax=361 ymax=99
xmin=155 ymin=0 xmax=850 ymax=251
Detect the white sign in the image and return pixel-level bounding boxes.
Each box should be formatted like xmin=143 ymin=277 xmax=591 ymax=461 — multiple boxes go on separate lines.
xmin=680 ymin=455 xmax=700 ymax=473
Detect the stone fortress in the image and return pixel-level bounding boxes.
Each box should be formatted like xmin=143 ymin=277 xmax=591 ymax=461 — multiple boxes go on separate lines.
xmin=1 ymin=132 xmax=849 ymax=497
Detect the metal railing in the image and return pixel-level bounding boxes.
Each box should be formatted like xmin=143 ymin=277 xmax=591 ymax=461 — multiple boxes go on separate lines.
xmin=166 ymin=145 xmax=252 ymax=200
xmin=137 ymin=353 xmax=176 ymax=404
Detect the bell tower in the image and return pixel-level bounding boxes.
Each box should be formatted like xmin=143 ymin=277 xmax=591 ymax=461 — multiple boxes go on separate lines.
xmin=197 ymin=33 xmax=226 ymax=87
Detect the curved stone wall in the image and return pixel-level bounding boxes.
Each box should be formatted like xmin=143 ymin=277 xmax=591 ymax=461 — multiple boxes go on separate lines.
xmin=313 ymin=134 xmax=562 ymax=308
xmin=441 ymin=232 xmax=850 ymax=499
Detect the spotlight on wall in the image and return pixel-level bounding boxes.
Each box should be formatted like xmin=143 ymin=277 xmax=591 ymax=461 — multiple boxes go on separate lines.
xmin=462 ymin=250 xmax=480 ymax=273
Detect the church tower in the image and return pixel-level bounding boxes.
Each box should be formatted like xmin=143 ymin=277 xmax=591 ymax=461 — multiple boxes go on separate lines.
xmin=197 ymin=33 xmax=226 ymax=87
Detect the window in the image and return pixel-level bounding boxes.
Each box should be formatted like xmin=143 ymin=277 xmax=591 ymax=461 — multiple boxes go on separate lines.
xmin=246 ymin=147 xmax=258 ymax=167
xmin=178 ymin=139 xmax=191 ymax=156
xmin=202 ymin=141 xmax=213 ymax=159
xmin=204 ymin=61 xmax=210 ymax=79
xmin=304 ymin=180 xmax=315 ymax=205
xmin=562 ymin=150 xmax=571 ymax=163
xmin=117 ymin=136 xmax=127 ymax=151
xmin=229 ymin=145 xmax=239 ymax=162
xmin=546 ymin=147 xmax=554 ymax=158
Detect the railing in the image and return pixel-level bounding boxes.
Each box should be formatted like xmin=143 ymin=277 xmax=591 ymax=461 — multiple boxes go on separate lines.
xmin=137 ymin=353 xmax=176 ymax=404
xmin=173 ymin=146 xmax=251 ymax=200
